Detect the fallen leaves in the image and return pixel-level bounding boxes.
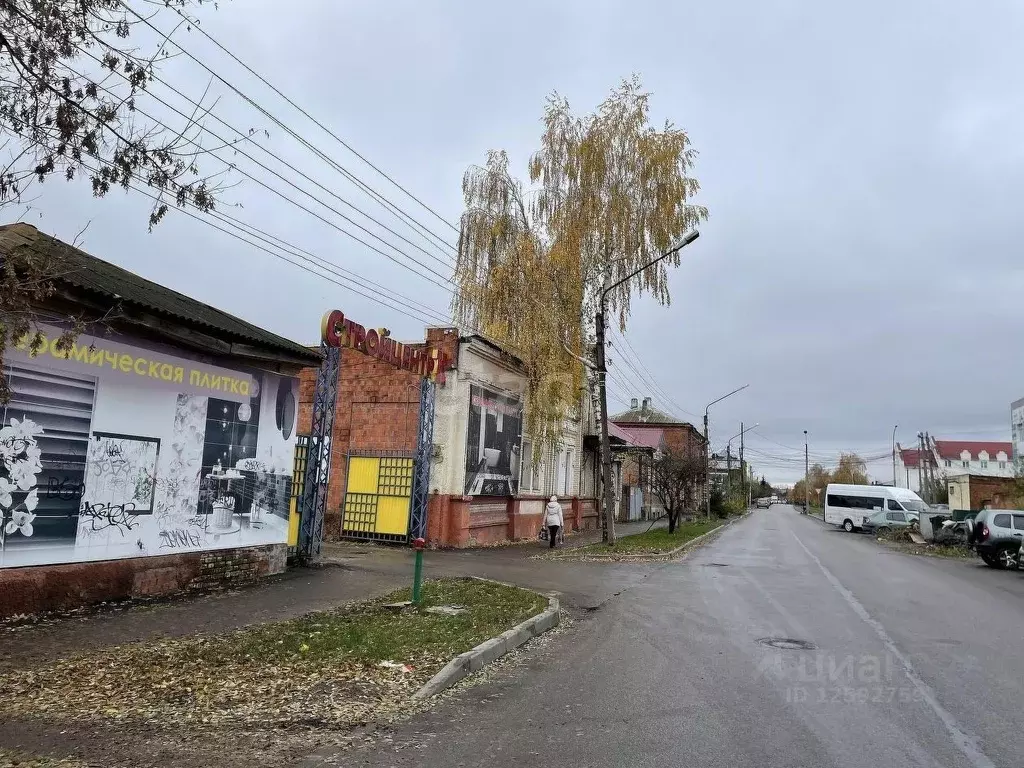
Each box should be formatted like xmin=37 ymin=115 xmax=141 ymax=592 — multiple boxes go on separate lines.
xmin=0 ymin=749 xmax=89 ymax=768
xmin=0 ymin=578 xmax=545 ymax=733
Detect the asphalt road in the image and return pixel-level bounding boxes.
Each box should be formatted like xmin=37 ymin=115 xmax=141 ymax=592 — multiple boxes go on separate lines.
xmin=327 ymin=506 xmax=1024 ymax=768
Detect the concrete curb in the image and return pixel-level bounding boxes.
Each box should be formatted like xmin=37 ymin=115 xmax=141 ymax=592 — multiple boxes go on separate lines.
xmin=561 ymin=510 xmax=752 ymax=562
xmin=801 ymin=510 xmax=828 ymax=526
xmin=412 ymin=591 xmax=560 ymax=700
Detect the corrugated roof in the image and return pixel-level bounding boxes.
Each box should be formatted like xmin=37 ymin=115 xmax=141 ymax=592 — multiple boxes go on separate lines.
xmin=0 ymin=223 xmax=321 ymax=365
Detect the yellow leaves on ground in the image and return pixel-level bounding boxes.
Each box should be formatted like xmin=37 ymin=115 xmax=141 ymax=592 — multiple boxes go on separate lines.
xmin=0 ymin=578 xmax=544 ymax=731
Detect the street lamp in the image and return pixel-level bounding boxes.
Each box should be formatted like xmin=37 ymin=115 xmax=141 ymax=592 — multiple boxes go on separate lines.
xmin=724 ymin=422 xmax=758 ymax=492
xmin=596 ymin=231 xmax=700 ymax=545
xmin=891 ymin=425 xmax=899 ymax=487
xmin=804 ymin=430 xmax=809 ymax=513
xmin=704 ymin=385 xmax=749 ymax=517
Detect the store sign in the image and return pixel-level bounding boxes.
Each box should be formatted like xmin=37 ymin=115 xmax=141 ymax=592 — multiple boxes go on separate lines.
xmin=12 ymin=324 xmax=255 ymax=403
xmin=320 ymin=309 xmax=452 ymax=385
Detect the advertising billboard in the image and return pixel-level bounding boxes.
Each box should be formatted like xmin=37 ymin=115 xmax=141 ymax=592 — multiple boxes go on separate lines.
xmin=464 ymin=385 xmax=523 ymax=496
xmin=0 ymin=326 xmax=299 ymax=568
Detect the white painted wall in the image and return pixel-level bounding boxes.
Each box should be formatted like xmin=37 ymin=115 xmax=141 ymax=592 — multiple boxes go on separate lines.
xmin=429 ymin=337 xmax=583 ymax=497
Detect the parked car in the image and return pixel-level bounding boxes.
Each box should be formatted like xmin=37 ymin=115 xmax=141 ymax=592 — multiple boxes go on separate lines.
xmin=861 ymin=509 xmax=918 ymax=535
xmin=755 ymin=497 xmax=771 ymax=509
xmin=967 ymin=509 xmax=1024 ymax=569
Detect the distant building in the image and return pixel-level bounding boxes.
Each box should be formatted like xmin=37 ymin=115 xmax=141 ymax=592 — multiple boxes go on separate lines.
xmin=611 ymin=397 xmax=706 ymax=520
xmin=896 ymin=438 xmax=1013 ymax=493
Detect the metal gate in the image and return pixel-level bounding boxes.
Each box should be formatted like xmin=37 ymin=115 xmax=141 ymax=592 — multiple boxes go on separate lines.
xmin=341 ymin=451 xmax=415 ymax=542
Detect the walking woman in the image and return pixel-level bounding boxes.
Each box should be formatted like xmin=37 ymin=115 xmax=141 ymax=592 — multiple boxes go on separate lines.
xmin=544 ymin=495 xmax=564 ymax=548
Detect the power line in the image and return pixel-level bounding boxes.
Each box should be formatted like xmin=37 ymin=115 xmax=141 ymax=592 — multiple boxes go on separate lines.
xmin=7 ymin=7 xmax=598 ymax=376
xmin=205 ymin=207 xmax=454 ymax=326
xmin=109 ymin=173 xmax=444 ymax=327
xmin=6 ymin=3 xmax=459 ymax=292
xmin=606 ymin=326 xmax=700 ymax=420
xmin=59 ymin=55 xmax=457 ymax=293
xmin=125 ymin=2 xmax=461 ymax=244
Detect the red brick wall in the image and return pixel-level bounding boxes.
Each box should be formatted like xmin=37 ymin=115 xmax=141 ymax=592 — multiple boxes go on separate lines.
xmin=424 ymin=494 xmax=596 ymax=548
xmin=0 ymin=544 xmax=286 ymax=619
xmin=298 ymin=328 xmax=460 ymax=539
xmin=968 ymin=476 xmax=1018 ymax=509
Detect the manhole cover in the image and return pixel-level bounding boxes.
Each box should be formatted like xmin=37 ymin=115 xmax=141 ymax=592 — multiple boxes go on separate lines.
xmin=705 ymin=562 xmax=730 ymax=567
xmin=756 ymin=637 xmax=817 ymax=650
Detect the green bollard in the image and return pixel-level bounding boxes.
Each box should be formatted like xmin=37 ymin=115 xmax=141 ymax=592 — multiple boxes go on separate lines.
xmin=412 ymin=537 xmax=425 ymax=604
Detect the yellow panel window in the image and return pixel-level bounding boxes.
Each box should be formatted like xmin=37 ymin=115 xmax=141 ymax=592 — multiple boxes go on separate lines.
xmin=347 ymin=457 xmax=381 ymax=494
xmin=343 ymin=493 xmax=378 ymax=532
xmin=375 ymin=495 xmax=411 ymax=535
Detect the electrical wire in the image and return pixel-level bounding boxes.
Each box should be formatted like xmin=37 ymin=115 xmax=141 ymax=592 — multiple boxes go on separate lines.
xmin=6 ymin=3 xmax=459 ymax=293
xmin=74 ymin=157 xmax=447 ymax=328
xmin=123 ymin=1 xmax=461 ymax=246
xmin=606 ymin=326 xmax=700 ymax=420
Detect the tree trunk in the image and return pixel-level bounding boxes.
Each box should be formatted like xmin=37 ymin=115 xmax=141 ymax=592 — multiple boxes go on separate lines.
xmin=667 ymin=508 xmax=677 ymax=533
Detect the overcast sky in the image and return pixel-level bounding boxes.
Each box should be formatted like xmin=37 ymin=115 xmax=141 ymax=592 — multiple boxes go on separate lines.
xmin=8 ymin=0 xmax=1024 ymax=484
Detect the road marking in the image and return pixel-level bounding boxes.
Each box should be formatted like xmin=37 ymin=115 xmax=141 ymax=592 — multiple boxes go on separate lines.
xmin=792 ymin=531 xmax=996 ymax=768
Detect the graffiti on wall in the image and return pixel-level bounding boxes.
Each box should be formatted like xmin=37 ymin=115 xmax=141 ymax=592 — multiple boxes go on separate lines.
xmin=1 ymin=333 xmax=301 ymax=569
xmin=84 ymin=433 xmax=160 ymax=511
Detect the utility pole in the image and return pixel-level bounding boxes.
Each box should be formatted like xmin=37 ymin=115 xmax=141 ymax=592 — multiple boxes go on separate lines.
xmin=704 ymin=411 xmax=709 ymax=517
xmin=726 ymin=445 xmax=732 ymax=491
xmin=921 ymin=434 xmax=929 ymax=499
xmin=740 ymin=421 xmax=745 ymax=508
xmin=703 ymin=385 xmax=749 ymax=518
xmin=804 ymin=430 xmax=809 ymax=513
xmin=596 ymin=299 xmax=615 ymax=545
xmin=891 ymin=425 xmax=898 ymax=487
xmin=925 ymin=431 xmax=934 ymax=502
xmin=596 ymin=231 xmax=700 ymax=546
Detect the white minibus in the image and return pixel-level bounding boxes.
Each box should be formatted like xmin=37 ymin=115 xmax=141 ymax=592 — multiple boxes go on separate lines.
xmin=823 ymin=484 xmax=928 ymax=532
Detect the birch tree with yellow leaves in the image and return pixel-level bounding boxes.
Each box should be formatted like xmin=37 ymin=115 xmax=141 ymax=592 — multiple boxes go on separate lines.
xmin=452 ymin=76 xmax=708 ymax=490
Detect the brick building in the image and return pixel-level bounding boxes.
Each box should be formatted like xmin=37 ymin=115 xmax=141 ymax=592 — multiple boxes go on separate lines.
xmin=611 ymin=397 xmax=707 ymax=520
xmin=0 ymin=224 xmax=320 ymax=617
xmin=947 ymin=474 xmax=1021 ymax=512
xmin=298 ymin=320 xmax=597 ymax=547
xmin=297 ymin=327 xmax=458 ymax=538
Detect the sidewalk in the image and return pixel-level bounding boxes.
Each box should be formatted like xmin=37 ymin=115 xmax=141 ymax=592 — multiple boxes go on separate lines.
xmin=0 ymin=522 xmax=665 ymax=675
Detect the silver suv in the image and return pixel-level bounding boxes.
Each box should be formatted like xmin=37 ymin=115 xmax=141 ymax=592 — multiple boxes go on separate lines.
xmin=968 ymin=510 xmax=1024 ymax=569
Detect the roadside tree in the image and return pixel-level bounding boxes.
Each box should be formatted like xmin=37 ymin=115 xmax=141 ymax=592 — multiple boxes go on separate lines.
xmin=831 ymin=453 xmax=868 ymax=485
xmin=650 ymin=444 xmax=707 ymax=533
xmin=0 ymin=0 xmax=226 ymax=400
xmin=452 ymin=76 xmax=707 ymax=456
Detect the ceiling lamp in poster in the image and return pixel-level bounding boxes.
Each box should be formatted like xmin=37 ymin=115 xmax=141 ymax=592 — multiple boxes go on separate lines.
xmin=464 ymin=385 xmax=523 ymax=496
